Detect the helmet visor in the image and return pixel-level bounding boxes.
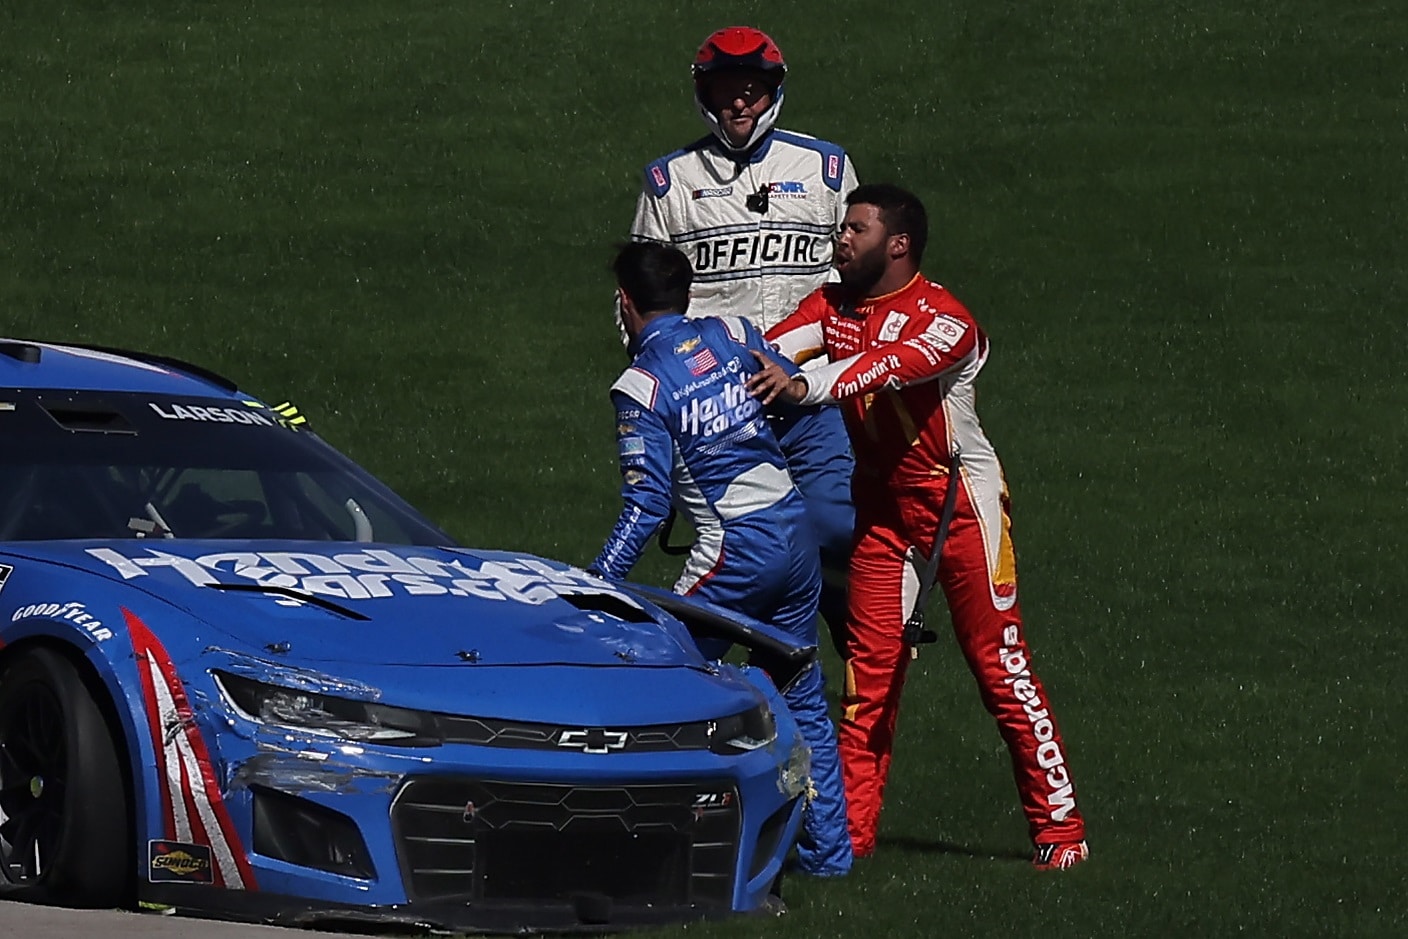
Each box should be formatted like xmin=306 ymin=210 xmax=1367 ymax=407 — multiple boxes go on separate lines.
xmin=698 ymin=69 xmax=777 ymax=113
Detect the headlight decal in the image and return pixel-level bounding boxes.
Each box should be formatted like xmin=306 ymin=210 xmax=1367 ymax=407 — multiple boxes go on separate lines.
xmin=213 ymin=671 xmax=440 ymax=747
xmin=707 ymin=702 xmax=778 ymax=755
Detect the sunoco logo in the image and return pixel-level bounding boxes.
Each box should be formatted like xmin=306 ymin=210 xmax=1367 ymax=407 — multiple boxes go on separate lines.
xmin=148 ymin=841 xmax=214 ymax=883
xmin=153 ymin=851 xmax=208 ymax=875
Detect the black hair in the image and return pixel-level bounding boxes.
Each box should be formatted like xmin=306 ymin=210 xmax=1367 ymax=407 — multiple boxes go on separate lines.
xmin=846 ymin=183 xmax=929 ymax=263
xmin=612 ymin=241 xmax=693 ymax=316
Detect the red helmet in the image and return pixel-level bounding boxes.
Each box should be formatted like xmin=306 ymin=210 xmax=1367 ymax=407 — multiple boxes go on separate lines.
xmin=691 ymin=27 xmax=787 ymax=153
xmin=692 ymin=26 xmax=787 ymax=81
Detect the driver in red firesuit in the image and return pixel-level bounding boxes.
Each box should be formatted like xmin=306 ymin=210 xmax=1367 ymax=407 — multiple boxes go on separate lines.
xmin=746 ymin=183 xmax=1089 ymax=870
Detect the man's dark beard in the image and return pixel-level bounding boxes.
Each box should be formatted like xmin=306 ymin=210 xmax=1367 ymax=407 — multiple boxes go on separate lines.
xmin=838 ymin=246 xmax=887 ymax=294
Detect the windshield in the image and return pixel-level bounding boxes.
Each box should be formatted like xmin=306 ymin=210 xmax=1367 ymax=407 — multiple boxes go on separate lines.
xmin=0 ymin=391 xmax=455 ymax=546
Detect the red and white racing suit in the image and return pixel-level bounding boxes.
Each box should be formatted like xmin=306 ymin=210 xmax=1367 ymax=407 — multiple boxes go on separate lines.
xmin=767 ymin=273 xmax=1086 ymax=856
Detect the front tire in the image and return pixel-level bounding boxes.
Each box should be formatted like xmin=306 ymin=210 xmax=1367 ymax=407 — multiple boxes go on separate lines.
xmin=0 ymin=647 xmax=131 ymax=907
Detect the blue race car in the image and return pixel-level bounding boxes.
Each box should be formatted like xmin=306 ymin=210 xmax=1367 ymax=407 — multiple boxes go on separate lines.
xmin=0 ymin=339 xmax=814 ymax=931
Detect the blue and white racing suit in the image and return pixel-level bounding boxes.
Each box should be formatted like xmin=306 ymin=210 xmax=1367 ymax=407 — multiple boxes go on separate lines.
xmin=629 ymin=130 xmax=858 ymax=648
xmin=591 ymin=312 xmax=852 ymax=877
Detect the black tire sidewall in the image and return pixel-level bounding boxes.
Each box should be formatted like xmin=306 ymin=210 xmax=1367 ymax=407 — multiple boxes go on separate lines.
xmin=0 ymin=647 xmax=131 ymax=908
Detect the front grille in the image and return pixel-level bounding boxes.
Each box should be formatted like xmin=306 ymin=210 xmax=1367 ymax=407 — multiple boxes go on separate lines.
xmin=392 ymin=778 xmax=740 ymax=910
xmin=434 ymin=715 xmax=711 ymax=752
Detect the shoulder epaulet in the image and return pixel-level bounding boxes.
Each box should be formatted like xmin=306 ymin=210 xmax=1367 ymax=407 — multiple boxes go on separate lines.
xmin=715 ymin=316 xmax=752 ymax=344
xmin=611 ymin=366 xmax=660 ymax=410
xmin=641 ymin=137 xmax=714 ymax=198
xmin=771 ymin=130 xmax=848 ymax=192
xmin=642 ymin=155 xmax=673 ymax=198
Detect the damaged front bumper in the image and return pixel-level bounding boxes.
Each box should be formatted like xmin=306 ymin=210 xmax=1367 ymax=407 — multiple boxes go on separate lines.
xmin=136 ymin=653 xmax=806 ymax=931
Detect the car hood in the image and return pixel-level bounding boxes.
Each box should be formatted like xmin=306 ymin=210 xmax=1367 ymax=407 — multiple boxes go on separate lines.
xmin=4 ymin=541 xmax=710 ymax=671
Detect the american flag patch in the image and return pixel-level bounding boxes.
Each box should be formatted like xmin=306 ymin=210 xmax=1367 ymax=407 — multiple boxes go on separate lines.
xmin=686 ymin=348 xmax=719 ymax=376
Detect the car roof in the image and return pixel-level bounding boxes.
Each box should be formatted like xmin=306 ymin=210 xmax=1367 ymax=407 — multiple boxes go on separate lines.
xmin=0 ymin=339 xmax=244 ymax=397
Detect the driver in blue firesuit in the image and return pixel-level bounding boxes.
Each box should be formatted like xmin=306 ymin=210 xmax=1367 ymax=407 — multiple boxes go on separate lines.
xmin=588 ymin=241 xmax=852 ymax=877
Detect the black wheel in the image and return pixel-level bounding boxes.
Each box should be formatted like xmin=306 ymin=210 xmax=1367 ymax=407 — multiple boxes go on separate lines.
xmin=0 ymin=648 xmax=131 ymax=907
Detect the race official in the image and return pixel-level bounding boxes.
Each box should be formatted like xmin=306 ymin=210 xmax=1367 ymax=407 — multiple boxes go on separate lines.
xmin=589 ymin=241 xmax=852 ymax=877
xmin=625 ymin=26 xmax=858 ymax=649
xmin=748 ymin=184 xmax=1089 ymax=870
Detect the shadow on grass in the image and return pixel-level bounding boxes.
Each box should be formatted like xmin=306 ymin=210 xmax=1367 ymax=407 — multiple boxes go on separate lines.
xmin=878 ymin=835 xmax=1029 ymax=862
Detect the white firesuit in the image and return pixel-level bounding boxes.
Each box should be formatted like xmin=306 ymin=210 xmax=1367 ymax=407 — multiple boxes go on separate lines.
xmin=630 ymin=130 xmax=859 ymax=332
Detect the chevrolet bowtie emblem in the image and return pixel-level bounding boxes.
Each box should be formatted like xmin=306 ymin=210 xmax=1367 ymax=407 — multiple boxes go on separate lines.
xmin=558 ymin=728 xmax=629 ymax=753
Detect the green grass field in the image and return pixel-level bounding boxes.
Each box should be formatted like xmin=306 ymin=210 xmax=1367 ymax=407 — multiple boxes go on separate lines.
xmin=3 ymin=1 xmax=1405 ymax=935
